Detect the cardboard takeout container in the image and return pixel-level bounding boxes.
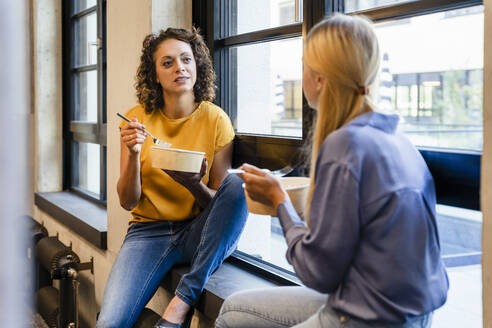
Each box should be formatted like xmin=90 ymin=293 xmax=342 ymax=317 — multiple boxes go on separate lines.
xmin=245 ymin=176 xmax=310 ymax=217
xmin=151 ymin=146 xmax=205 ymax=173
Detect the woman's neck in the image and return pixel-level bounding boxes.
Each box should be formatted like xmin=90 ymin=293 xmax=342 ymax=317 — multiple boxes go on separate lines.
xmin=162 ymin=92 xmax=197 ymax=119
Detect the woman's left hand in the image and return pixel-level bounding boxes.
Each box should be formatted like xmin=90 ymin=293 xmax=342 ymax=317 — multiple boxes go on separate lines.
xmin=163 ymin=157 xmax=208 ymax=191
xmin=239 ymin=163 xmax=289 ymax=211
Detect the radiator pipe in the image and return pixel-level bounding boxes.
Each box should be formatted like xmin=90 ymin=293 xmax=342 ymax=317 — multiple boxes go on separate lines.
xmin=26 ymin=215 xmax=48 ymax=245
xmin=35 ymin=237 xmax=80 ymax=273
xmin=36 ymin=286 xmax=59 ymax=328
xmin=25 ymin=216 xmax=50 ymax=290
xmin=52 ymin=254 xmax=79 ymax=328
xmin=35 ymin=237 xmax=81 ymax=328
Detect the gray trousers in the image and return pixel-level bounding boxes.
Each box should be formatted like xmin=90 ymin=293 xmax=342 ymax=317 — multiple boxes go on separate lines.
xmin=215 ymin=286 xmax=433 ymax=328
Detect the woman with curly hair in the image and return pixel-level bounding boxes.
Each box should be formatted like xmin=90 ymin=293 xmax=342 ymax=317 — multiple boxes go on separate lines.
xmin=96 ymin=28 xmax=248 ymax=328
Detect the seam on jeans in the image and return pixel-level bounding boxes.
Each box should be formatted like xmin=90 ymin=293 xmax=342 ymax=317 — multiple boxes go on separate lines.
xmin=175 ymin=176 xmax=235 ymax=304
xmin=124 ymin=244 xmax=176 ymax=328
xmin=174 ymin=214 xmax=211 ymax=304
xmin=175 ymin=289 xmax=194 ymax=306
xmin=185 ymin=201 xmax=213 ymax=273
xmin=220 ymin=306 xmax=297 ymax=326
xmin=215 ymin=317 xmax=230 ymax=328
xmin=189 ymin=175 xmax=235 ymax=267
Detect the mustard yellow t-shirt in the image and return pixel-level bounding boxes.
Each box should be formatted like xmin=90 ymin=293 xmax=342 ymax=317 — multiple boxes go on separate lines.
xmin=119 ymin=101 xmax=235 ymax=223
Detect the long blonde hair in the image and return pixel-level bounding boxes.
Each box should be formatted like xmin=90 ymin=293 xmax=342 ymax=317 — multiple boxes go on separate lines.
xmin=304 ymin=14 xmax=380 ymax=222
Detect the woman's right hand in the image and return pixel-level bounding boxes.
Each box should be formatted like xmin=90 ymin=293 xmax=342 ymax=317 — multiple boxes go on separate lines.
xmin=239 ymin=163 xmax=290 ymax=212
xmin=120 ymin=116 xmax=146 ymax=154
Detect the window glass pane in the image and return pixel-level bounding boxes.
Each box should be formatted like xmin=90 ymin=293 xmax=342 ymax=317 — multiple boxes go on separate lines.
xmin=344 ymin=0 xmax=414 ymax=13
xmin=232 ymin=37 xmax=302 ymax=137
xmin=433 ymin=205 xmax=482 ymax=326
xmin=237 ymin=214 xmax=294 ymax=273
xmin=374 ymin=6 xmax=483 ymax=151
xmin=73 ymin=70 xmax=98 ymax=122
xmin=72 ymin=142 xmax=100 ymax=196
xmin=73 ymin=12 xmax=98 ymax=66
xmin=71 ymin=0 xmax=97 ymax=15
xmin=230 ymin=0 xmax=302 ymax=36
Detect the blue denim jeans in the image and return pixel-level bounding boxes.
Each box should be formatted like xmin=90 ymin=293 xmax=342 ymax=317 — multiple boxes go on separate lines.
xmin=215 ymin=287 xmax=433 ymax=328
xmin=96 ymin=174 xmax=248 ymax=328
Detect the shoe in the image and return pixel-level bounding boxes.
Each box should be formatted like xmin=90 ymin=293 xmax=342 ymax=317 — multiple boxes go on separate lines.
xmin=154 ymin=318 xmax=183 ymax=328
xmin=154 ymin=309 xmax=193 ymax=328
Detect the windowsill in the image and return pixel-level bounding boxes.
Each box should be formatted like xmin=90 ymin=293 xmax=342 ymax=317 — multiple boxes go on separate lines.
xmin=34 ymin=191 xmax=107 ymax=249
xmin=161 ymin=258 xmax=292 ymax=321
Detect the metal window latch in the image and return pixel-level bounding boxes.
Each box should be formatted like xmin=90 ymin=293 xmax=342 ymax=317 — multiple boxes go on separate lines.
xmin=97 ymin=37 xmax=103 ymax=50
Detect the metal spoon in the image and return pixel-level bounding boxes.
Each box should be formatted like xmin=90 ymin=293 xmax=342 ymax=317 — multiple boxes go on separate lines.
xmin=117 ymin=112 xmax=171 ymax=147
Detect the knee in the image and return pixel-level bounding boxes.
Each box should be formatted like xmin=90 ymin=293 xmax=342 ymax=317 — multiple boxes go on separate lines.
xmin=219 ymin=292 xmax=240 ymax=313
xmin=221 ymin=174 xmax=245 ymax=199
xmin=217 ymin=291 xmax=271 ymax=328
xmin=215 ymin=314 xmax=230 ymax=328
xmin=215 ymin=294 xmax=242 ymax=328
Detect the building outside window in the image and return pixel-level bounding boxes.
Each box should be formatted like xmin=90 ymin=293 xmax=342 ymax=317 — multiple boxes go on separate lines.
xmin=63 ymin=0 xmax=106 ymax=202
xmin=233 ymin=36 xmax=303 ymax=137
xmin=373 ymin=7 xmax=483 ymax=150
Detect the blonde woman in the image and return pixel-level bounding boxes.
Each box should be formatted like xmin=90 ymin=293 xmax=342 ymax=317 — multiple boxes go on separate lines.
xmin=215 ymin=14 xmax=448 ymax=328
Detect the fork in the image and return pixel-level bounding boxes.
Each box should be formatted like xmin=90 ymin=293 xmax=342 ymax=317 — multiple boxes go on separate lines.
xmin=271 ymin=165 xmax=294 ymax=177
xmin=117 ymin=112 xmax=171 ymax=147
xmin=228 ymin=165 xmax=293 ymax=177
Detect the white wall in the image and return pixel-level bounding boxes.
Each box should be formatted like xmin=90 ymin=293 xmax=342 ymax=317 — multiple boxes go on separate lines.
xmin=33 ymin=0 xmax=63 ymax=193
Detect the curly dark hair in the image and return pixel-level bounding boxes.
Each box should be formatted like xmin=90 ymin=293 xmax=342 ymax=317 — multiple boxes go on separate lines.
xmin=135 ymin=27 xmax=216 ymax=114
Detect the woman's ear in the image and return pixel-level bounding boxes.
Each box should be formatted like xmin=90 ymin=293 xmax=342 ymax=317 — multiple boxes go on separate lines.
xmin=315 ymin=72 xmax=324 ymax=92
